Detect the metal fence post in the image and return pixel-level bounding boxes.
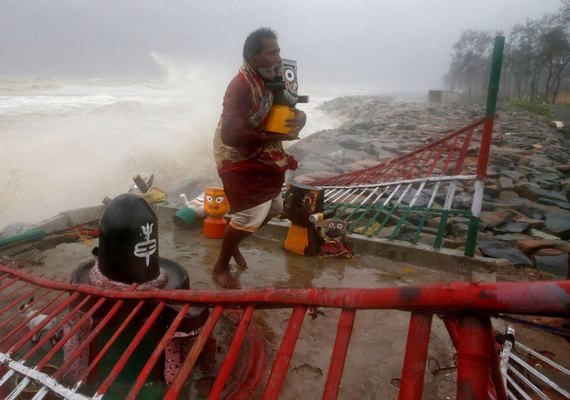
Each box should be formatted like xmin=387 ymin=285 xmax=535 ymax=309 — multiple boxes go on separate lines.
xmin=465 ymin=36 xmax=505 ymax=257
xmin=398 ymin=312 xmax=433 ymax=400
xmin=456 ymin=315 xmax=494 ymax=400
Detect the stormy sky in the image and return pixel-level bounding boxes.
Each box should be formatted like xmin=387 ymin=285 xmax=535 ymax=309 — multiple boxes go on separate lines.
xmin=0 ymin=0 xmax=563 ymax=92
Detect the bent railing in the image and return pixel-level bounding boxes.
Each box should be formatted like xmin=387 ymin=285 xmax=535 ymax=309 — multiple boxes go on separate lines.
xmin=309 ymin=37 xmax=506 ymax=257
xmin=0 ymin=265 xmax=568 ymax=399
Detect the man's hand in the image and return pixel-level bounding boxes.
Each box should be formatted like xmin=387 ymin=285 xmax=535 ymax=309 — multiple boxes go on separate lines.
xmin=285 ymin=108 xmax=306 ymax=136
xmin=263 ymin=108 xmax=306 ymax=142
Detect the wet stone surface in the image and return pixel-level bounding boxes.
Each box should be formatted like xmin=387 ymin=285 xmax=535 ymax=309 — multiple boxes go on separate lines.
xmin=10 ymin=218 xmax=570 ymax=399
xmin=16 ymin=218 xmax=461 ymax=399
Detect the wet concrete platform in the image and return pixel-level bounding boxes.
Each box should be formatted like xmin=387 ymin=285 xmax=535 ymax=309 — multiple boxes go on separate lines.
xmin=8 ymin=204 xmax=569 ymax=399
xmin=22 ymin=208 xmax=465 ymax=399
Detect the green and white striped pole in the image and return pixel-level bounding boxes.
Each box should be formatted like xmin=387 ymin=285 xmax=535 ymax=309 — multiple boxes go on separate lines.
xmin=465 ymin=36 xmax=505 ymax=257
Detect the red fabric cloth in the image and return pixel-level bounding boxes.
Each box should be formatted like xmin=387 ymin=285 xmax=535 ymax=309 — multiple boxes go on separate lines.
xmin=214 ymin=63 xmax=297 ymax=213
xmin=220 ymin=168 xmax=285 ymax=214
xmin=218 ymin=73 xmax=267 ymax=160
xmin=320 ymin=240 xmax=354 ymax=258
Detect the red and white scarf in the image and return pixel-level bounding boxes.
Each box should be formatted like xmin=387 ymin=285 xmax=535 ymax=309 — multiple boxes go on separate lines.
xmin=239 ymin=61 xmax=273 ymax=129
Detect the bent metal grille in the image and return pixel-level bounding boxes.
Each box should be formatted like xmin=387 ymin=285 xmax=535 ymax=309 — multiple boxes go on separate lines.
xmin=0 ymin=265 xmax=568 ymax=399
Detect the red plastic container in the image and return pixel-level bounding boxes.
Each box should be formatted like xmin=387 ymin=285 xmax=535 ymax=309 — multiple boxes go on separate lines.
xmin=203 ymin=216 xmax=227 ymax=239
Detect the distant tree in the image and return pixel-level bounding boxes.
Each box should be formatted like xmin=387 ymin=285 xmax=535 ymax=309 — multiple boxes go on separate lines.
xmin=507 ymin=20 xmax=542 ymax=99
xmin=539 ymin=21 xmax=570 ymax=102
xmin=445 ymin=1 xmax=570 ymax=104
xmin=562 ymin=0 xmax=570 ymax=23
xmin=448 ymin=29 xmax=494 ymax=97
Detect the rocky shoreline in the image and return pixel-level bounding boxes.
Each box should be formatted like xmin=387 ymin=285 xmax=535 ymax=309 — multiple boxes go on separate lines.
xmin=287 ymin=97 xmax=570 ymax=278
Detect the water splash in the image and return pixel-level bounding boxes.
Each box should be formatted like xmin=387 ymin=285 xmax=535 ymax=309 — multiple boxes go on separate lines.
xmin=0 ymin=58 xmax=342 ymax=230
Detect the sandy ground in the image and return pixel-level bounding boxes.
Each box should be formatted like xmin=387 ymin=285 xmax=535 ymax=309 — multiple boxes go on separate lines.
xmin=4 ymin=217 xmax=569 ymax=399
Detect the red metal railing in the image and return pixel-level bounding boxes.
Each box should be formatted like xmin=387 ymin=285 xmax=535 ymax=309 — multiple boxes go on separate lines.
xmin=311 ymin=118 xmax=484 ymax=187
xmin=0 ymin=264 xmax=568 ymax=399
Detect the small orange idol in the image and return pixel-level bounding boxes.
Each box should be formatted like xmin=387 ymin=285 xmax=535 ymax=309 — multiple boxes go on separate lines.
xmin=203 ymin=187 xmax=229 ymax=239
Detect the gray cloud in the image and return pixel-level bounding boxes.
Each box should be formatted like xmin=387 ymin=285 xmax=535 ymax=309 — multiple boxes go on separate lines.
xmin=0 ymin=0 xmax=562 ymax=92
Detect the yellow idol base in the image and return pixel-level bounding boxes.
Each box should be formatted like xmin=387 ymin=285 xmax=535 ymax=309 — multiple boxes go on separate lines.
xmin=265 ymin=105 xmax=296 ymax=134
xmin=283 ymin=223 xmax=309 ymax=255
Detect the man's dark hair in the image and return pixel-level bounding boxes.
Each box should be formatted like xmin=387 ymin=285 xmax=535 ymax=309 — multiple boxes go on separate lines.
xmin=243 ymin=27 xmax=278 ymax=60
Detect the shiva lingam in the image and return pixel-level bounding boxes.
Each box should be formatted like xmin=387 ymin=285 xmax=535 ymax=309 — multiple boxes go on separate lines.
xmin=69 ymin=193 xmax=211 ymax=387
xmin=202 ymin=187 xmax=229 ymax=239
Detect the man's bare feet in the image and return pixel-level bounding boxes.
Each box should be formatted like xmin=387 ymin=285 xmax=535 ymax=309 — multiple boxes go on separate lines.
xmin=213 ymin=267 xmax=241 ymax=289
xmin=233 ymin=248 xmax=248 ymax=270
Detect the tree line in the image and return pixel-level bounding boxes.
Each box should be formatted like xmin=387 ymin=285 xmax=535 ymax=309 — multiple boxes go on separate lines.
xmin=444 ymin=0 xmax=570 ymax=103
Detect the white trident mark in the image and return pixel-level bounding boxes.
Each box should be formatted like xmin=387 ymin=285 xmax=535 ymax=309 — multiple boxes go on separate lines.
xmin=134 ymin=223 xmax=157 ymax=267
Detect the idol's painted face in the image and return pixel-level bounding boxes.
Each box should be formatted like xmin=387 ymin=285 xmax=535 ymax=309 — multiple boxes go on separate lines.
xmin=204 ymin=187 xmax=228 ymax=218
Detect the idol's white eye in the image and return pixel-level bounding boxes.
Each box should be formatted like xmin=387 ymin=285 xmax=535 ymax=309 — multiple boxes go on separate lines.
xmin=215 ymin=196 xmax=224 ymax=204
xmin=284 ymin=67 xmax=296 ymax=82
xmin=336 ymin=223 xmax=344 ymax=230
xmin=329 ymin=222 xmax=335 ymax=229
xmin=206 ymin=195 xmax=213 ymax=202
